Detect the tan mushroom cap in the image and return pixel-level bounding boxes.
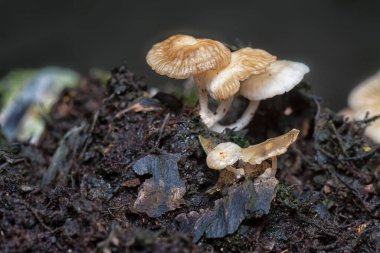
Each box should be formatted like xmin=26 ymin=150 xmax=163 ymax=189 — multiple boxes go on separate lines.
xmin=240 ymin=129 xmax=300 ymax=165
xmin=239 ymin=60 xmax=310 ymax=101
xmin=348 ymin=71 xmax=380 ymax=143
xmin=205 ymin=47 xmax=276 ymax=100
xmin=146 ymin=34 xmax=231 ymax=79
xmin=348 ymin=71 xmax=380 ymax=114
xmin=364 ymin=120 xmax=380 ymax=143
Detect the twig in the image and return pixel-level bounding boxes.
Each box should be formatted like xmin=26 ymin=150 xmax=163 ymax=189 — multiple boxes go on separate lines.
xmin=0 ymin=152 xmax=25 ymax=165
xmin=155 ymin=113 xmax=170 ymax=147
xmin=328 ymin=120 xmax=349 ymax=158
xmin=79 ymin=110 xmax=99 ymax=160
xmin=356 ymin=114 xmax=380 ymax=125
xmin=312 ymin=96 xmax=321 ymax=122
xmin=315 ymin=241 xmax=339 ymax=251
xmin=317 ymin=147 xmax=335 ymax=159
xmin=298 ymin=214 xmax=340 ymax=237
xmin=340 ymin=148 xmax=378 ymax=161
xmin=326 ymin=166 xmax=376 ymax=217
xmin=21 ymin=200 xmax=54 ymax=233
xmin=115 ymin=106 xmax=132 ymax=118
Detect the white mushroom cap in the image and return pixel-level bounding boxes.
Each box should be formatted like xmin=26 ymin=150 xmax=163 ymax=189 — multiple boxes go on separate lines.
xmin=206 ymin=142 xmax=242 ymax=170
xmin=348 ymin=70 xmax=380 ymax=143
xmin=205 ymin=48 xmax=276 ymax=101
xmin=239 ymin=60 xmax=310 ymax=101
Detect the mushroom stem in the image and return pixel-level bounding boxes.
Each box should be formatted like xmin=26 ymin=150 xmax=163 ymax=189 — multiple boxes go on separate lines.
xmin=194 ymin=77 xmax=213 ymax=124
xmin=271 ymin=156 xmax=278 ymax=177
xmin=212 ymin=97 xmax=234 ymax=124
xmin=194 ymin=77 xmax=234 ymax=127
xmin=203 ymin=97 xmax=234 ymax=127
xmin=211 ymin=100 xmax=260 ymax=133
xmin=226 ymin=166 xmax=245 ymax=178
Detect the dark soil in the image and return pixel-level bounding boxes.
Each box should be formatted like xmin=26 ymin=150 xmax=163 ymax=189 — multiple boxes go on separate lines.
xmin=1 ymin=65 xmax=379 ymax=252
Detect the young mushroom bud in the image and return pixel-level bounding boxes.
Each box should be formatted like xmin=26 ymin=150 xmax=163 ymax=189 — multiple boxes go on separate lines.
xmin=348 ymin=70 xmax=380 ymax=143
xmin=211 ymin=60 xmax=309 ymax=133
xmin=146 ymin=34 xmax=231 ymax=125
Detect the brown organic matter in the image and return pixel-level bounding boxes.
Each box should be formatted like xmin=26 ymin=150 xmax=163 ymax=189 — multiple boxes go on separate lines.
xmin=0 ymin=65 xmax=379 ymax=252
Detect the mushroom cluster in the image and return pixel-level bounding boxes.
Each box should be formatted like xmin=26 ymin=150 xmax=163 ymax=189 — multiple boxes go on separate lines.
xmin=344 ymin=70 xmax=380 ymax=143
xmin=206 ymin=129 xmax=300 ymax=177
xmin=146 ymin=34 xmax=309 ymax=132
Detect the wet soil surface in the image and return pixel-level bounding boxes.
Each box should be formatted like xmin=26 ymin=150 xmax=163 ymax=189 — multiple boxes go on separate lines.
xmin=1 ymin=66 xmax=379 ymax=252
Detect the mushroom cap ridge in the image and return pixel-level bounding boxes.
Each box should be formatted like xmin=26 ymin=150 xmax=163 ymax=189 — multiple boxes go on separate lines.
xmin=146 ymin=34 xmax=231 ymax=79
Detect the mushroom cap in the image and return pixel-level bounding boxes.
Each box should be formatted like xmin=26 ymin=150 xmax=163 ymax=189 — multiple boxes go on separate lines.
xmin=364 ymin=120 xmax=380 ymax=143
xmin=146 ymin=34 xmax=231 ymax=79
xmin=240 ymin=129 xmax=300 ymax=165
xmin=239 ymin=60 xmax=309 ymax=101
xmin=206 ymin=142 xmax=242 ymax=170
xmin=348 ymin=70 xmax=380 ymax=143
xmin=348 ymin=70 xmax=380 ymax=114
xmin=205 ymin=47 xmax=276 ymax=100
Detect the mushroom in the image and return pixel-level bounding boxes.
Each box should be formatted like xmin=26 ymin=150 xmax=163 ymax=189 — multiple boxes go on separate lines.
xmin=348 ymin=70 xmax=380 ymax=143
xmin=211 ymin=60 xmax=310 ymax=133
xmin=240 ymin=128 xmax=299 ymax=176
xmin=200 ymin=47 xmax=276 ymax=127
xmin=146 ymin=34 xmax=231 ymax=125
xmin=206 ymin=129 xmax=300 ymax=177
xmin=206 ymin=142 xmax=245 ymax=176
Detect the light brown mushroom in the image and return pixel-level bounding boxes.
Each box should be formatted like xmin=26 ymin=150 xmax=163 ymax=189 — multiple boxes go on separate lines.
xmin=146 ymin=34 xmax=231 ymax=124
xmin=240 ymin=129 xmax=299 ymax=176
xmin=211 ymin=60 xmax=309 ymax=132
xmin=205 ymin=129 xmax=300 ymax=177
xmin=348 ymin=70 xmax=380 ymax=143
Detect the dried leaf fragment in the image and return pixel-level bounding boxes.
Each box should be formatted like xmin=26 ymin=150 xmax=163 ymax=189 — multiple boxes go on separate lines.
xmin=191 ymin=172 xmax=278 ymax=242
xmin=132 ymin=154 xmax=186 ymax=218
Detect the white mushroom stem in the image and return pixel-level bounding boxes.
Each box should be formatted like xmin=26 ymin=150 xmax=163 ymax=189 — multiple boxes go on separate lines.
xmin=213 ymin=97 xmax=234 ymax=124
xmin=271 ymin=157 xmax=278 ymax=177
xmin=194 ymin=77 xmax=213 ymax=123
xmin=204 ymin=97 xmax=234 ymax=128
xmin=226 ymin=166 xmax=245 ymax=178
xmin=211 ymin=100 xmax=260 ymax=133
xmin=194 ymin=77 xmax=234 ymax=128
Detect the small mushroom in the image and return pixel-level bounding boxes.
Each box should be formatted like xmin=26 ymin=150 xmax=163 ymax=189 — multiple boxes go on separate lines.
xmin=348 ymin=70 xmax=380 ymax=143
xmin=206 ymin=142 xmax=242 ymax=169
xmin=200 ymin=47 xmax=276 ymax=127
xmin=240 ymin=129 xmax=299 ymax=176
xmin=201 ymin=136 xmax=245 ymax=178
xmin=146 ymin=34 xmax=231 ymax=125
xmin=211 ymin=60 xmax=309 ymax=132
xmin=205 ymin=129 xmax=300 ymax=177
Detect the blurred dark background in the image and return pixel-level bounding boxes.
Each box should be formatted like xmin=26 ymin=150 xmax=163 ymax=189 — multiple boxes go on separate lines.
xmin=1 ymin=0 xmax=380 ymax=110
